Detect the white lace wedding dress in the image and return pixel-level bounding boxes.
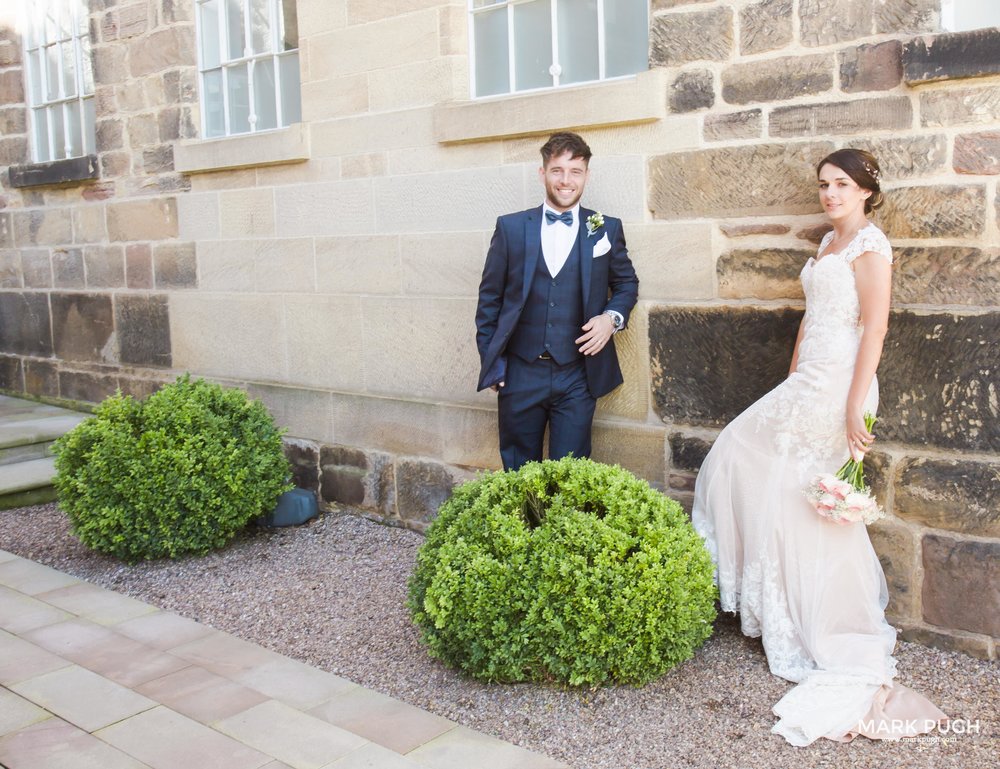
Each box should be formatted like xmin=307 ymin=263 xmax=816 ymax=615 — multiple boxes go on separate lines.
xmin=692 ymin=223 xmax=945 ymax=746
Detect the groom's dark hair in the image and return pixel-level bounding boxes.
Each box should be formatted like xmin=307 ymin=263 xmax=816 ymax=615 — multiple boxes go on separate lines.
xmin=540 ymin=132 xmax=592 ymax=167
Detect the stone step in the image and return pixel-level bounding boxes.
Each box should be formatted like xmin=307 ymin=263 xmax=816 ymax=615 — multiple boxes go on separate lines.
xmin=0 ymin=457 xmax=58 ymax=511
xmin=0 ymin=439 xmax=57 ymax=466
xmin=0 ymin=415 xmax=87 ymax=453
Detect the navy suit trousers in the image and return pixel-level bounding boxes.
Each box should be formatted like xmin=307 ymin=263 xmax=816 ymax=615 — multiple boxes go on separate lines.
xmin=497 ymin=354 xmax=597 ymax=470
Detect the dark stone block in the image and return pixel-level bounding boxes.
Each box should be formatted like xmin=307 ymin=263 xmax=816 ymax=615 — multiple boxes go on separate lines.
xmin=879 ymin=311 xmax=1000 ymax=452
xmin=670 ymin=70 xmax=715 ymax=113
xmin=0 ymin=355 xmax=23 ymax=391
xmin=116 ymin=294 xmax=171 ymax=367
xmin=722 ymin=54 xmax=832 ymax=105
xmin=395 ymin=458 xmax=457 ymax=525
xmin=878 ymin=184 xmax=986 ymax=239
xmin=867 ymin=519 xmax=918 ymax=622
xmin=770 ymin=96 xmax=912 ymax=138
xmin=740 ymin=0 xmax=792 ymax=56
xmin=840 ymin=40 xmax=903 ymax=93
xmin=795 ymin=223 xmax=833 ymax=244
xmin=319 ymin=445 xmax=393 ymax=513
xmin=863 ymin=449 xmax=890 ymax=510
xmin=52 ymin=247 xmax=85 ymax=288
xmin=321 ymin=445 xmax=367 ymax=470
xmin=285 ymin=439 xmax=320 ymax=493
xmin=8 ymin=155 xmax=99 ymax=188
xmin=153 ymin=242 xmax=197 ymax=289
xmin=719 ymin=223 xmax=790 ymax=237
xmin=58 ymin=370 xmax=118 ymax=404
xmin=117 ymin=377 xmax=167 ymax=400
xmin=953 ymin=131 xmax=1000 ymax=174
xmin=897 ymin=625 xmax=991 ymax=660
xmin=903 ymin=27 xmax=1000 ymax=84
xmin=717 ymin=248 xmax=812 ymax=300
xmin=83 ymin=245 xmax=125 ymax=288
xmin=0 ymin=212 xmax=11 ymax=248
xmin=668 ymin=433 xmax=713 ymax=472
xmin=649 ymin=306 xmax=803 ymax=426
xmin=321 ymin=466 xmax=366 ymax=506
xmin=892 ymin=246 xmax=999 ymax=306
xmin=703 ymin=109 xmax=762 ymax=142
xmin=921 ymin=534 xmax=1000 ymax=637
xmin=51 ymin=293 xmax=114 ymax=363
xmin=851 ymin=136 xmax=948 ymax=181
xmin=0 ymin=293 xmax=53 ymax=356
xmin=894 ymin=457 xmax=1000 ymax=537
xmin=21 ymin=248 xmax=53 ymax=288
xmin=125 ymin=243 xmax=153 ymax=289
xmin=24 ymin=359 xmax=58 ymax=398
xmin=650 ymin=7 xmax=733 ymax=68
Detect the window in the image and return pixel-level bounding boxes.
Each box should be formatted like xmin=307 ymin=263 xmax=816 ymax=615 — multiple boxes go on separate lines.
xmin=196 ymin=0 xmax=301 ymax=138
xmin=941 ymin=0 xmax=1000 ymax=31
xmin=20 ymin=0 xmax=96 ymax=163
xmin=469 ymin=0 xmax=648 ymax=98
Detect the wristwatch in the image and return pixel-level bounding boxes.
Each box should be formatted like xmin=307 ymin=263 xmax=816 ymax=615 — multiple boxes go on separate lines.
xmin=604 ymin=310 xmax=624 ymax=332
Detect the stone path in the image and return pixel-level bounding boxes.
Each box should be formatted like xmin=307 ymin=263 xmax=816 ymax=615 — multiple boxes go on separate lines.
xmin=0 ymin=548 xmax=568 ymax=769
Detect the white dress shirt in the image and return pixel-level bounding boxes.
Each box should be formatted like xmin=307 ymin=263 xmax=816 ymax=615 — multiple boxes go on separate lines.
xmin=540 ymin=202 xmax=580 ymax=278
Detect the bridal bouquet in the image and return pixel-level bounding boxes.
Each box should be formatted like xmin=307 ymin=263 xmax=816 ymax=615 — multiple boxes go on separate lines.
xmin=805 ymin=413 xmax=885 ymax=525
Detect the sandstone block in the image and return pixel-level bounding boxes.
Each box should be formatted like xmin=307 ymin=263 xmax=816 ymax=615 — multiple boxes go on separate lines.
xmin=196 ymin=240 xmax=255 ymax=292
xmin=401 ymin=232 xmax=484 ymax=298
xmin=142 ymin=145 xmax=174 ymax=174
xmin=153 ymin=241 xmax=197 ymax=289
xmin=0 ymin=137 xmax=27 ymax=166
xmin=839 ymin=40 xmax=903 ymax=92
xmin=649 ymin=306 xmax=803 ymax=426
xmin=770 ymin=96 xmax=912 ymax=138
xmin=52 ymin=248 xmax=86 ymax=288
xmin=625 ymin=223 xmax=714 ymax=301
xmin=739 ymin=0 xmax=792 ymax=55
xmin=867 ymin=519 xmax=919 ymax=623
xmin=72 ymin=204 xmax=108 ymax=244
xmin=83 ymin=244 xmax=125 ymax=288
xmin=650 ymin=7 xmax=733 ymax=67
xmin=0 ymin=212 xmax=11 ymax=248
xmin=703 ymin=110 xmax=763 ymax=142
xmin=301 ymin=74 xmax=369 ymax=122
xmin=51 ymin=293 xmax=115 ymax=363
xmin=0 ymin=249 xmax=20 ymax=288
xmin=248 ymin=383 xmax=335 ymax=444
xmin=720 ymin=223 xmax=790 ymax=237
xmin=799 ymin=0 xmax=874 ymax=47
xmin=722 ymin=55 xmax=832 ymax=105
xmin=274 ymin=180 xmax=376 ymax=237
xmin=879 ymin=311 xmax=1000 ymax=452
xmin=0 ymin=356 xmax=22 ymax=392
xmin=0 ymin=107 xmax=27 ymax=136
xmin=59 ymin=370 xmax=118 ymax=404
xmin=670 ymin=70 xmax=714 ymax=113
xmin=296 ymin=1 xmax=347 ymax=36
xmin=920 ymin=86 xmax=1000 ymax=127
xmin=922 ymin=534 xmax=1000 ymax=637
xmin=395 ymin=458 xmax=460 ymax=526
xmin=904 ymin=27 xmax=1000 ymax=84
xmin=669 ymin=433 xmax=713 ymax=472
xmin=649 ymin=142 xmax=831 ymax=219
xmin=878 ymin=184 xmax=985 ymax=238
xmin=107 ymin=198 xmax=178 ymax=241
xmin=284 ymin=295 xmax=365 ymax=392
xmin=219 ymin=189 xmax=275 ymax=239
xmin=307 ymin=10 xmax=438 ymax=77
xmin=341 ymin=153 xmax=387 ymax=179
xmin=0 ymin=70 xmax=24 ymax=104
xmin=125 ymin=243 xmax=153 ymax=289
xmin=849 ymin=135 xmax=947 ymax=180
xmin=897 ymin=625 xmax=992 ymax=660
xmin=891 ymin=246 xmax=999 ymax=306
xmin=953 ymin=131 xmax=1000 ymax=174
xmin=440 ymin=406 xmax=501 ymax=471
xmin=96 ymin=118 xmax=124 ymax=152
xmin=347 ymin=0 xmax=443 ymax=25
xmin=13 ymin=209 xmax=73 ymax=247
xmin=315 ymin=235 xmax=401 ymax=295
xmin=116 ymin=294 xmax=171 ymax=367
xmin=369 ymin=58 xmax=465 ymax=112
xmin=176 ymin=192 xmax=221 ymax=241
xmin=0 ymin=293 xmax=52 ymax=356
xmin=23 ymin=359 xmax=58 ymax=399
xmin=254 ymin=239 xmax=315 ymax=294
xmin=717 ymin=248 xmax=812 ymax=300
xmin=894 ymin=457 xmax=1000 ymax=538
xmin=284 ymin=439 xmax=320 ymax=494
xmin=320 ymin=445 xmax=394 ymax=513
xmin=596 ymin=303 xmax=650 ymax=421
xmin=875 ymin=0 xmax=936 ymax=34
xmin=332 ymin=394 xmax=445 ymax=459
xmin=128 ymin=25 xmax=195 ymax=78
xmin=592 ymin=423 xmax=666 ymax=485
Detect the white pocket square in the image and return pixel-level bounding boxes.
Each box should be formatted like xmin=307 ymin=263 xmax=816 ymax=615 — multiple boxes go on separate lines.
xmin=593 ymin=233 xmax=611 ymax=257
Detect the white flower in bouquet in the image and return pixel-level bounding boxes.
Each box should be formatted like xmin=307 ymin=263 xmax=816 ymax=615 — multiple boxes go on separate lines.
xmin=804 ymin=412 xmax=885 ymax=525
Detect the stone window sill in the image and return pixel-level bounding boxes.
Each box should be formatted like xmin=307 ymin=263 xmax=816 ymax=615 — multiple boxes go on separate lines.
xmin=8 ymin=155 xmax=99 ymax=188
xmin=433 ymin=69 xmax=667 ymax=144
xmin=903 ymin=27 xmax=1000 ymax=84
xmin=174 ymin=123 xmax=309 ymax=174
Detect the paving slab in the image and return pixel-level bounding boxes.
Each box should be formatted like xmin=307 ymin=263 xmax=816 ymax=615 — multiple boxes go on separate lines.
xmin=113 ymin=609 xmax=217 ymax=650
xmin=0 ymin=556 xmax=81 ymax=595
xmin=0 ymin=628 xmax=71 ymax=685
xmin=135 ymin=665 xmax=270 ymax=724
xmin=325 ymin=742 xmax=426 ymax=769
xmin=231 ymin=656 xmax=359 ymax=711
xmin=0 ymin=584 xmax=74 ymax=634
xmin=0 ymin=687 xmax=51 ymax=736
xmin=37 ymin=581 xmax=160 ymax=626
xmin=0 ymin=717 xmax=153 ymax=769
xmin=408 ymin=725 xmax=569 ymax=769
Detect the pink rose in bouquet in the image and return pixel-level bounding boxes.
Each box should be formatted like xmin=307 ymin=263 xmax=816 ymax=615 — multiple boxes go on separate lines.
xmin=804 ymin=412 xmax=885 ymax=525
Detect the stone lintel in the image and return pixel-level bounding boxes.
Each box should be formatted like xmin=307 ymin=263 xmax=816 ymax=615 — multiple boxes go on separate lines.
xmin=8 ymin=155 xmax=99 ymax=188
xmin=903 ymin=27 xmax=1000 ymax=85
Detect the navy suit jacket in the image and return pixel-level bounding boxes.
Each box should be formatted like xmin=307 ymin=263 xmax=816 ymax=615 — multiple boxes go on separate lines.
xmin=475 ymin=205 xmax=639 ymax=398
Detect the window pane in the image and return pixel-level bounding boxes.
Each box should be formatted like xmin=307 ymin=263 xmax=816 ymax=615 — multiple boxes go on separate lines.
xmin=203 ymin=68 xmax=225 ymax=137
xmin=61 ymin=41 xmax=77 ymax=97
xmin=58 ymin=0 xmax=74 ymax=40
xmin=252 ymin=58 xmax=277 ymax=130
xmin=65 ymin=100 xmax=82 ymax=158
xmin=604 ymin=0 xmax=648 ymax=78
xmin=227 ymin=62 xmax=251 ymax=133
xmin=33 ymin=108 xmax=50 ymax=162
xmin=227 ymin=0 xmax=246 ymax=60
xmin=557 ymin=0 xmax=598 ymax=85
xmin=200 ymin=0 xmax=221 ymax=68
xmin=473 ymin=7 xmax=509 ymax=97
xmin=80 ymin=34 xmax=94 ymax=93
xmin=45 ymin=45 xmax=60 ymax=100
xmin=250 ymin=0 xmax=271 ymax=54
xmin=278 ymin=0 xmax=298 ymax=50
xmin=45 ymin=7 xmax=58 ymax=45
xmin=513 ymin=0 xmax=552 ymax=91
xmin=279 ymin=52 xmax=301 ymax=124
xmin=83 ymin=96 xmax=96 ymax=154
xmin=28 ymin=50 xmax=44 ymax=103
xmin=49 ymin=104 xmax=66 ymax=159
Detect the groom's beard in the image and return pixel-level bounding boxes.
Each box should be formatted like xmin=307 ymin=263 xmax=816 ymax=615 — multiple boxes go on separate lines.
xmin=544 ymin=181 xmax=585 ymax=212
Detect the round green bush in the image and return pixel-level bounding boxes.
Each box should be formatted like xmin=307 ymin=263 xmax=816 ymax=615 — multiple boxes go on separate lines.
xmin=53 ymin=375 xmax=292 ymax=562
xmin=407 ymin=457 xmax=718 ymax=686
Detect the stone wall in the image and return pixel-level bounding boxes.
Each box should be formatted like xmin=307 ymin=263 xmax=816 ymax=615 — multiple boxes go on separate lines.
xmin=0 ymin=1 xmax=997 ymax=659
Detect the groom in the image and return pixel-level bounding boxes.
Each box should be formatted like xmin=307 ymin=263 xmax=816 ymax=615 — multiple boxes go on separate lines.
xmin=475 ymin=132 xmax=639 ymax=470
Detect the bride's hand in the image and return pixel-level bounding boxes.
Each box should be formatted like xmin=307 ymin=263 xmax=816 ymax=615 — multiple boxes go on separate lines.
xmin=846 ymin=409 xmax=875 ymax=461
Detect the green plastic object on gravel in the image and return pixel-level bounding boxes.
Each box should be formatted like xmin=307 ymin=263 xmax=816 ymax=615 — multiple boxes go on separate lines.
xmin=408 ymin=457 xmax=718 ymax=687
xmin=53 ymin=374 xmax=292 ymax=562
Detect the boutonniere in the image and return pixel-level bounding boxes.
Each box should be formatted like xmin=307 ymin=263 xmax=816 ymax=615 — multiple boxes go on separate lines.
xmin=586 ymin=212 xmax=604 ymax=237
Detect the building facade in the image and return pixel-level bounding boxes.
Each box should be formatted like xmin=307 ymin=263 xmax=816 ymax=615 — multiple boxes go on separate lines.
xmin=0 ymin=0 xmax=998 ymax=658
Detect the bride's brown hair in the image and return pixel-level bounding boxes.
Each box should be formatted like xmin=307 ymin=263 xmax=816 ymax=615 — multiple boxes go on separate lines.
xmin=816 ymin=148 xmax=884 ymax=214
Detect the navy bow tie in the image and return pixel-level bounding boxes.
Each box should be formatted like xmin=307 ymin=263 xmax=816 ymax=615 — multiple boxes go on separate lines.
xmin=545 ymin=209 xmax=573 ymax=226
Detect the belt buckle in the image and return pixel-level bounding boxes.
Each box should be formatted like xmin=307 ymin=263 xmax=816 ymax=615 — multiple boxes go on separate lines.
xmin=538 ymin=352 xmax=553 ymax=360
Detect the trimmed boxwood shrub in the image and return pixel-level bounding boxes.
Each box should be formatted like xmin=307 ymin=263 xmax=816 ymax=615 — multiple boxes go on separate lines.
xmin=408 ymin=457 xmax=717 ymax=686
xmin=53 ymin=375 xmax=292 ymax=562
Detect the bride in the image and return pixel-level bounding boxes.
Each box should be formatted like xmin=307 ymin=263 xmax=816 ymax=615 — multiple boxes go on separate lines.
xmin=691 ymin=148 xmax=946 ymax=746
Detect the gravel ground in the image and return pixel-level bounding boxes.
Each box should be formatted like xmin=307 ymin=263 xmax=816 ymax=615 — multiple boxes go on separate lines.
xmin=1 ymin=503 xmax=996 ymax=769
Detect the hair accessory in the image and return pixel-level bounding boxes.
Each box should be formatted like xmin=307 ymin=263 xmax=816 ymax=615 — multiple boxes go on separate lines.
xmin=862 ymin=161 xmax=881 ymax=184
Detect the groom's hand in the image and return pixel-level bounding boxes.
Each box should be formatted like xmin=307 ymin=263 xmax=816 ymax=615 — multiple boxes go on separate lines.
xmin=490 ymin=382 xmax=505 ymax=392
xmin=576 ymin=314 xmax=614 ymax=356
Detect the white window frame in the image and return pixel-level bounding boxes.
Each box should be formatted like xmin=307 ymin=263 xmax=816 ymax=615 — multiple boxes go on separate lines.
xmin=940 ymin=0 xmax=1000 ymax=31
xmin=20 ymin=0 xmax=96 ymax=163
xmin=467 ymin=0 xmax=649 ymax=99
xmin=194 ymin=0 xmax=300 ymax=139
